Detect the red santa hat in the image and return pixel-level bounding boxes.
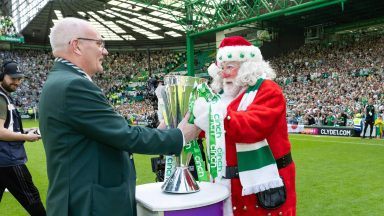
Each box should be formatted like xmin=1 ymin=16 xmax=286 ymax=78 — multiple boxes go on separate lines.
xmin=209 ymin=36 xmax=275 ymax=91
xmin=208 ymin=36 xmax=263 ymax=77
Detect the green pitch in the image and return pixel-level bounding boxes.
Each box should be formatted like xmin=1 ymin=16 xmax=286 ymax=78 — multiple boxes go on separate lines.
xmin=1 ymin=120 xmax=384 ymax=215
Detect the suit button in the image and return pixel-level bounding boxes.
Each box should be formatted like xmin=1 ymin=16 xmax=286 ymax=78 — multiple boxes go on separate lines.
xmin=279 ymin=212 xmax=283 ymax=215
xmin=227 ymin=115 xmax=231 ymax=120
xmin=267 ymin=213 xmax=272 ymax=216
xmin=233 ymin=206 xmax=237 ymax=211
xmin=243 ymin=205 xmax=247 ymax=211
xmin=255 ymin=205 xmax=259 ymax=208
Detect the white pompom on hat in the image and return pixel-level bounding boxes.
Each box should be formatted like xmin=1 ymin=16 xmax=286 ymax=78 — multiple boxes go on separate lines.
xmin=207 ymin=62 xmax=220 ymax=78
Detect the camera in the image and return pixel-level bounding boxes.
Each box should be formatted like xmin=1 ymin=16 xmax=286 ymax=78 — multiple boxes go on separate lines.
xmin=34 ymin=129 xmax=41 ymax=135
xmin=151 ymin=155 xmax=165 ymax=182
xmin=25 ymin=128 xmax=40 ymax=135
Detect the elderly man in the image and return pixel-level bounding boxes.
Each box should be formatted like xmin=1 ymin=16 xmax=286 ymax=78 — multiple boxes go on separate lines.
xmin=193 ymin=36 xmax=296 ymax=216
xmin=39 ymin=17 xmax=199 ymax=216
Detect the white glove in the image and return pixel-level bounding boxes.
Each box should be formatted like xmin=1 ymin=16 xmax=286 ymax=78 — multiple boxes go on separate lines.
xmin=193 ymin=97 xmax=210 ymax=132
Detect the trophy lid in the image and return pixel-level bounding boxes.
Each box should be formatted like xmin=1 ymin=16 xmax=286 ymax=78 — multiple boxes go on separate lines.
xmin=164 ymin=75 xmax=207 ymax=87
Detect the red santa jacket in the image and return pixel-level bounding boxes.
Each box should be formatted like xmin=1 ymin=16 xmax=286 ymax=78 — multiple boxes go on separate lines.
xmin=224 ymin=80 xmax=296 ymax=216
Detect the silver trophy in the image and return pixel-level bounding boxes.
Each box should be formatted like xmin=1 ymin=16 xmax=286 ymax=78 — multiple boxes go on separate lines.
xmin=160 ymin=75 xmax=206 ymax=193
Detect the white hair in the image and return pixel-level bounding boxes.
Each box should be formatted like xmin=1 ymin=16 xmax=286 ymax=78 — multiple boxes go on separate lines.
xmin=210 ymin=60 xmax=276 ymax=93
xmin=49 ymin=17 xmax=91 ymax=52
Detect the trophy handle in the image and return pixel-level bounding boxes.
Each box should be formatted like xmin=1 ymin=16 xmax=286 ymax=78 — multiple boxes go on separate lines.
xmin=177 ymin=152 xmax=192 ymax=167
xmin=184 ymin=152 xmax=193 ymax=167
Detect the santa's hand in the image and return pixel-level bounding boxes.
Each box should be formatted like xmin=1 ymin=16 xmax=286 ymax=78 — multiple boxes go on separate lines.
xmin=193 ymin=97 xmax=210 ymax=132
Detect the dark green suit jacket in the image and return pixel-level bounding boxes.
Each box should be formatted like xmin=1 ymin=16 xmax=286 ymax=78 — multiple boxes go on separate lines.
xmin=39 ymin=62 xmax=183 ymax=216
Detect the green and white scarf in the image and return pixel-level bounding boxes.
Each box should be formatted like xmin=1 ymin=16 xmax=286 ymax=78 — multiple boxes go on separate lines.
xmin=236 ymin=78 xmax=283 ymax=196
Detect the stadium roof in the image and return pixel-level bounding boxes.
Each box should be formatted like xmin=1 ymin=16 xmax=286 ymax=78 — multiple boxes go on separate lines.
xmin=266 ymin=0 xmax=384 ymax=33
xmin=7 ymin=0 xmax=216 ymax=49
xmin=5 ymin=0 xmax=384 ymax=49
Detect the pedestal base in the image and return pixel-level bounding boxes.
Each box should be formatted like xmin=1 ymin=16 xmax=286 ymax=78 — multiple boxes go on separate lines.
xmin=136 ymin=182 xmax=229 ymax=216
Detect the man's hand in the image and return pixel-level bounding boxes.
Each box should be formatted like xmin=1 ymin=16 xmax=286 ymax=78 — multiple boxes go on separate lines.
xmin=25 ymin=129 xmax=41 ymax=142
xmin=25 ymin=133 xmax=41 ymax=142
xmin=157 ymin=120 xmax=167 ymax=130
xmin=177 ymin=112 xmax=201 ymax=143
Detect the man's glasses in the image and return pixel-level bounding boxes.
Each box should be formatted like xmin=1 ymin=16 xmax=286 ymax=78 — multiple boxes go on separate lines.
xmin=71 ymin=38 xmax=105 ymax=49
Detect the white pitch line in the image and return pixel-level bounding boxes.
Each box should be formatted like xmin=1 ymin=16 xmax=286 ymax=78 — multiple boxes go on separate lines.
xmin=289 ymin=137 xmax=384 ymax=147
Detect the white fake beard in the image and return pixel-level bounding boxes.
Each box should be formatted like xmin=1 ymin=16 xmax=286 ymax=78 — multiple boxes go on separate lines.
xmin=223 ymin=78 xmax=242 ymax=98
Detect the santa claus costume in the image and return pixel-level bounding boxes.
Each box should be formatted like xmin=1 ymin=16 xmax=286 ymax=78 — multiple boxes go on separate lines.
xmin=193 ymin=36 xmax=296 ymax=216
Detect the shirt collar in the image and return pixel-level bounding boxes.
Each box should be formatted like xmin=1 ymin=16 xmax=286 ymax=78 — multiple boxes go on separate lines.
xmin=55 ymin=57 xmax=93 ymax=82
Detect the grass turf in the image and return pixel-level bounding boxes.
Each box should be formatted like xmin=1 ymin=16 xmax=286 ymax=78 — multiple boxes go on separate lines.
xmin=1 ymin=120 xmax=384 ymax=215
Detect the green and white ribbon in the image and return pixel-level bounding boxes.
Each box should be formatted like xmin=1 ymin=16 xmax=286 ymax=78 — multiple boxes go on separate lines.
xmin=208 ymin=100 xmax=226 ymax=182
xmin=189 ymin=82 xmax=218 ymax=123
xmin=190 ymin=82 xmax=226 ymax=182
xmin=184 ymin=140 xmax=209 ymax=181
xmin=189 ymin=82 xmax=225 ymax=182
xmin=208 ymin=105 xmax=218 ymax=179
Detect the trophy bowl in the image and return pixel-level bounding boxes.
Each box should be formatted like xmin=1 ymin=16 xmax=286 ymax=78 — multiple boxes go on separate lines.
xmin=160 ymin=75 xmax=207 ymax=193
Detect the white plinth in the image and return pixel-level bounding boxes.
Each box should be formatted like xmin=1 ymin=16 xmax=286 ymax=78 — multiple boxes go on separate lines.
xmin=136 ymin=182 xmax=229 ymax=216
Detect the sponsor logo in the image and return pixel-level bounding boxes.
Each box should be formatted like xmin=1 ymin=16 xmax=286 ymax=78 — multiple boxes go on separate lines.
xmin=213 ymin=114 xmax=222 ymax=138
xmin=217 ymin=147 xmax=223 ymax=171
xmin=302 ymin=128 xmax=318 ymax=135
xmin=320 ymin=129 xmax=352 ymax=136
xmin=194 ymin=155 xmax=205 ymax=177
xmin=210 ymin=144 xmax=217 ymax=168
xmin=165 ymin=157 xmax=174 ymax=176
xmin=184 ymin=142 xmax=192 ymax=151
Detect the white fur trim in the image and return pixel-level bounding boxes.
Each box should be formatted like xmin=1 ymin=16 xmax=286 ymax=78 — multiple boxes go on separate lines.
xmin=217 ymin=45 xmax=262 ymax=66
xmin=193 ymin=98 xmax=210 ymax=132
xmin=242 ymin=178 xmax=284 ymax=196
xmin=208 ymin=63 xmax=220 ymax=77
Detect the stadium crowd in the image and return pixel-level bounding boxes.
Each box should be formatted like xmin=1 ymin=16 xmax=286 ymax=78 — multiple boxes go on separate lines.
xmin=0 ymin=34 xmax=383 ymax=129
xmin=271 ymin=34 xmax=384 ymax=126
xmin=0 ymin=49 xmax=183 ymax=124
xmin=0 ymin=16 xmax=18 ymax=37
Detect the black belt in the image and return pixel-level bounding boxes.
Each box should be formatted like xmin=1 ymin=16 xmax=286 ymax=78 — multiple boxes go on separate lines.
xmin=224 ymin=152 xmax=293 ymax=179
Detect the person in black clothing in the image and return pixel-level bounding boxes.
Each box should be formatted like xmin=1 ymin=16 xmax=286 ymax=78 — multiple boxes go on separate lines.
xmin=340 ymin=111 xmax=348 ymax=126
xmin=0 ymin=61 xmax=46 ymax=216
xmin=307 ymin=113 xmax=316 ymax=125
xmin=336 ymin=111 xmax=348 ymax=126
xmin=362 ymin=98 xmax=375 ymax=139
